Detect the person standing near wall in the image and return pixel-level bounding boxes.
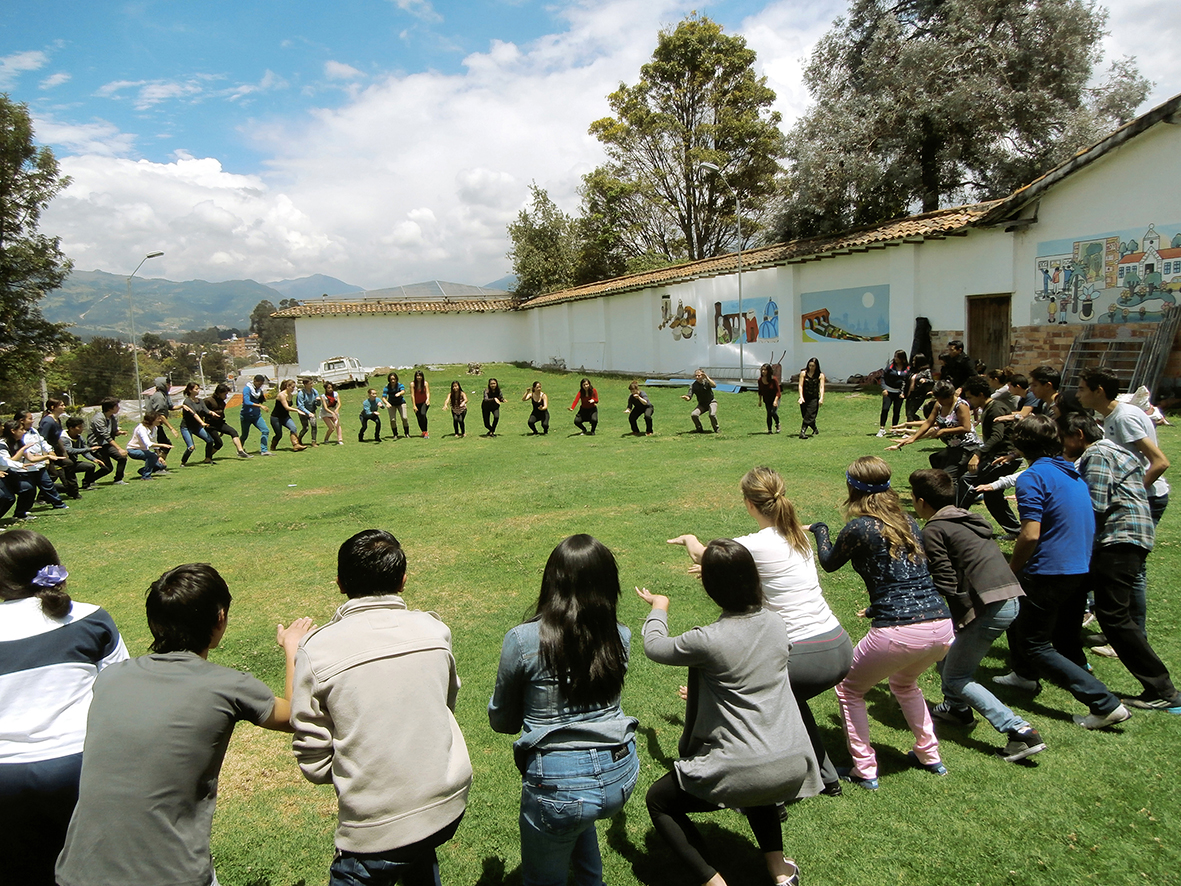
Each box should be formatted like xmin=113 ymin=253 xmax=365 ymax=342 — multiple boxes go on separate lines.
xmin=757 ymin=364 xmax=781 ymax=435
xmin=411 ymin=371 xmax=431 ymax=439
xmin=877 ymin=351 xmax=909 ymax=437
xmin=798 ymin=358 xmax=825 ymax=439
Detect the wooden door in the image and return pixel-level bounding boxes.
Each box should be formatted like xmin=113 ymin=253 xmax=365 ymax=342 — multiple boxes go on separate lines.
xmin=967 ymin=295 xmax=1012 ymax=372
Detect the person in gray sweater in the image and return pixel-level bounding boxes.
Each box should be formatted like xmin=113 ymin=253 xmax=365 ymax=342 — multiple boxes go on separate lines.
xmin=910 ymin=469 xmax=1046 ymax=763
xmin=637 ymin=539 xmax=820 ymax=886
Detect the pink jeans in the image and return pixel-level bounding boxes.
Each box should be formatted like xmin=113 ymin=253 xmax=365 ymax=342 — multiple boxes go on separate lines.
xmin=835 ymin=619 xmax=955 ymax=779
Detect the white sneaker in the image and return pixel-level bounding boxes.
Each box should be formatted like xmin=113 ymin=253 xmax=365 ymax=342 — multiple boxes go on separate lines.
xmin=1073 ymin=704 xmax=1131 ymax=729
xmin=992 ymin=671 xmax=1040 ymax=691
xmin=876 ymin=428 xmax=886 ymax=437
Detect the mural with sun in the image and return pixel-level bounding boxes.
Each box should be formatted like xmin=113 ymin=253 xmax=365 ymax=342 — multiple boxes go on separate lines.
xmin=800 ymin=285 xmax=890 ymax=343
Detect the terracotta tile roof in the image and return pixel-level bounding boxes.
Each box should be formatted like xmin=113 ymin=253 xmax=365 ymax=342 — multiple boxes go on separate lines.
xmin=274 ymin=296 xmax=517 ymax=318
xmin=520 ymin=201 xmax=1002 ymax=309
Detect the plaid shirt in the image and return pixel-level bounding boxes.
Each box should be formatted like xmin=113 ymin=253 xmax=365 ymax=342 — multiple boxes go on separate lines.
xmin=1078 ymin=439 xmax=1154 ymax=551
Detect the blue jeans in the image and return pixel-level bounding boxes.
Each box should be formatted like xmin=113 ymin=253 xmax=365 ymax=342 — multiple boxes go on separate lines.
xmin=240 ymin=409 xmax=269 ymax=452
xmin=519 ymin=741 xmax=639 ymax=886
xmin=328 ymin=815 xmax=463 ymax=886
xmin=180 ymin=426 xmax=218 ymax=463
xmin=937 ymin=598 xmax=1029 ymax=734
xmin=127 ymin=448 xmax=163 ymax=478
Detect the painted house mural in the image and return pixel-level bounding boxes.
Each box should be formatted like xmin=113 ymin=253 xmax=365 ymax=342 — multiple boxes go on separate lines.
xmin=1032 ymin=223 xmax=1181 ymax=325
xmin=712 ymin=296 xmax=778 ymax=345
xmin=801 ymin=285 xmax=890 ymax=343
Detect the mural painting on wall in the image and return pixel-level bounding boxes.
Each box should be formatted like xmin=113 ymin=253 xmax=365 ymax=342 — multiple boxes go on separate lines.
xmin=659 ymin=294 xmax=697 ymax=340
xmin=1033 ymin=223 xmax=1181 ymax=325
xmin=711 ymin=296 xmax=779 ymax=345
xmin=800 ymin=285 xmax=890 ymax=342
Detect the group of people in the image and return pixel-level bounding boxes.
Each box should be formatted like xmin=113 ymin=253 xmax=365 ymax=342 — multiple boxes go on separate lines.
xmin=5 ymin=353 xmax=1176 ymax=885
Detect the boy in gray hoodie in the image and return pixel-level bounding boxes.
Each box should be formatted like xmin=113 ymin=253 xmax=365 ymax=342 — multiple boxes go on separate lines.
xmin=910 ymin=469 xmax=1045 ymax=762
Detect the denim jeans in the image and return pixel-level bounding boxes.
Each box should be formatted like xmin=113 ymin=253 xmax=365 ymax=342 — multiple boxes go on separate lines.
xmin=240 ymin=410 xmax=269 ymax=452
xmin=180 ymin=426 xmax=218 ymax=462
xmin=519 ymin=741 xmax=639 ymax=886
xmin=328 ymin=815 xmax=463 ymax=886
xmin=937 ymin=598 xmax=1029 ymax=734
xmin=127 ymin=448 xmax=162 ymax=478
xmin=1012 ymin=573 xmax=1121 ymax=716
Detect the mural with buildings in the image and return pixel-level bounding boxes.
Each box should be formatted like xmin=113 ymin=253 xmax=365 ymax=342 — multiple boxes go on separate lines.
xmin=800 ymin=285 xmax=890 ymax=343
xmin=1032 ymin=223 xmax=1181 ymax=325
xmin=710 ymin=296 xmax=778 ymax=345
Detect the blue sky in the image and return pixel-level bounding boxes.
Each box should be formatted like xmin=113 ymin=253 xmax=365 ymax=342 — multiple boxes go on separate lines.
xmin=2 ymin=0 xmax=1177 ymax=290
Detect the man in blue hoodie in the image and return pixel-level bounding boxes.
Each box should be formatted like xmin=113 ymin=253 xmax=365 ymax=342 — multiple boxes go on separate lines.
xmin=993 ymin=415 xmax=1130 ymax=729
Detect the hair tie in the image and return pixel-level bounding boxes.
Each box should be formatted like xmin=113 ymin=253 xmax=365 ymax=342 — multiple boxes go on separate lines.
xmin=846 ymin=473 xmax=890 ymax=494
xmin=32 ymin=565 xmax=68 ymax=588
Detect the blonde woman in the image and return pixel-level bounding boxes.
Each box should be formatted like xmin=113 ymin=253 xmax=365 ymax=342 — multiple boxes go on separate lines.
xmin=805 ymin=456 xmax=954 ymax=790
xmin=669 ymin=466 xmax=852 ymax=796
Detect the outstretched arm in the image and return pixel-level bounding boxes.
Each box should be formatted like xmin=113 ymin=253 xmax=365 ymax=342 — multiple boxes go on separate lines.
xmin=260 ymin=617 xmax=316 ymax=732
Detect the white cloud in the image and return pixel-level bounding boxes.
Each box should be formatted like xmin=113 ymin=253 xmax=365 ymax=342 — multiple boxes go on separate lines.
xmin=97 ymin=77 xmax=212 ymax=110
xmin=39 ymin=72 xmax=72 ymax=90
xmin=34 ymin=116 xmax=137 ymax=157
xmin=391 ymin=0 xmax=443 ymax=24
xmin=1103 ymin=0 xmax=1181 ymax=108
xmin=0 ymin=50 xmax=48 ymax=89
xmin=324 ymin=60 xmax=364 ymax=80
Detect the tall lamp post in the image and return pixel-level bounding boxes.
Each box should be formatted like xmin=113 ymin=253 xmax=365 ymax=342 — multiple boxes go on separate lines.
xmin=128 ymin=251 xmax=164 ymax=414
xmin=699 ymin=162 xmax=745 ymax=384
xmin=189 ymin=350 xmax=207 ymax=392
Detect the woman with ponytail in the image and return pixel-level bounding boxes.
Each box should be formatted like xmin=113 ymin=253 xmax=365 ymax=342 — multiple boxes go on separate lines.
xmin=806 ymin=456 xmax=954 ymax=790
xmin=489 ymin=534 xmax=639 ymax=885
xmin=0 ymin=530 xmax=128 ymax=885
xmin=668 ymin=466 xmax=851 ymax=796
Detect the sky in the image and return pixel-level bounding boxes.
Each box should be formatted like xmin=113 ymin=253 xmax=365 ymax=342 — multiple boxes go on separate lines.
xmin=2 ymin=0 xmax=1178 ymax=292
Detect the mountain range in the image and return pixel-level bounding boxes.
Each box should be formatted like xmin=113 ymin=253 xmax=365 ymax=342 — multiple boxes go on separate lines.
xmin=42 ymin=271 xmax=508 ymax=340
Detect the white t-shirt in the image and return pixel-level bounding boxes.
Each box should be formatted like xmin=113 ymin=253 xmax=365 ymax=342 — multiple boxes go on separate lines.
xmin=735 ymin=526 xmax=840 ymax=642
xmin=1104 ymin=401 xmax=1170 ymax=498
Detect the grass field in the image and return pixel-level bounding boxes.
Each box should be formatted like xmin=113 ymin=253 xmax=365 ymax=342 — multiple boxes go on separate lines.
xmin=32 ymin=363 xmax=1181 ymax=885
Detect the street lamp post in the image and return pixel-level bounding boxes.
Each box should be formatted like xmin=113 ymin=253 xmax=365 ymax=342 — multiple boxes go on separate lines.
xmin=189 ymin=350 xmax=207 ymax=391
xmin=127 ymin=251 xmax=164 ymax=415
xmin=699 ymin=161 xmax=745 ymax=384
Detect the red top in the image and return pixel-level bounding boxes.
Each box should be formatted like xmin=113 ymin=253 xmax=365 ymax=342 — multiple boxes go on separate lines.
xmin=571 ymin=388 xmax=598 ymax=409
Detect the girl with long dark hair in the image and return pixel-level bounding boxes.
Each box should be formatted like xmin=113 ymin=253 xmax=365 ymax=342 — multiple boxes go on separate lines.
xmin=202 ymin=384 xmax=252 ymax=459
xmin=412 ymin=370 xmax=431 ymax=438
xmin=877 ymin=350 xmax=909 ymax=436
xmin=637 ymin=539 xmax=819 ymax=886
xmin=806 ymin=456 xmax=955 ymax=790
xmin=448 ymin=381 xmax=468 ymax=437
xmin=481 ymin=378 xmax=506 ymax=437
xmin=522 ymin=381 xmax=549 ymax=435
xmin=489 ymin=535 xmax=638 ymax=886
xmin=179 ymin=382 xmax=218 ymax=465
xmin=797 ymin=357 xmax=824 ymax=439
xmin=384 ymin=372 xmax=411 ymax=440
xmin=0 ymin=530 xmax=128 ymax=886
xmin=570 ymin=378 xmax=599 ymax=435
xmin=319 ymin=381 xmax=343 ymax=445
xmin=757 ymin=363 xmax=780 ymax=434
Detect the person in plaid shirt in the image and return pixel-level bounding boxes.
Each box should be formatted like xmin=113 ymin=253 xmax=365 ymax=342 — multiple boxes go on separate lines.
xmin=1059 ymin=412 xmax=1181 ymax=713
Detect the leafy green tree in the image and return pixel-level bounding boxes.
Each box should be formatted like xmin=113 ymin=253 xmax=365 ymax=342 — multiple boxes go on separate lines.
xmin=141 ymin=332 xmax=173 ymax=360
xmin=587 ymin=14 xmax=785 ymax=263
xmin=66 ymin=336 xmax=135 ymax=405
xmin=250 ymin=299 xmax=297 ymax=363
xmin=506 ymin=184 xmax=579 ymax=298
xmin=0 ymin=96 xmax=77 ymax=399
xmin=773 ymin=0 xmax=1150 ymax=241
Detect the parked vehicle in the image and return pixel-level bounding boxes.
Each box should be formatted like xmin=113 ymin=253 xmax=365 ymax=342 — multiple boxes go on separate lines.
xmin=301 ymin=356 xmax=374 ymax=388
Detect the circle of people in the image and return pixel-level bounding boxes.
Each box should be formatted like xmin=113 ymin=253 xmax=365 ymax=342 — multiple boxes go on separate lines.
xmin=4 ymin=354 xmax=1176 ymax=886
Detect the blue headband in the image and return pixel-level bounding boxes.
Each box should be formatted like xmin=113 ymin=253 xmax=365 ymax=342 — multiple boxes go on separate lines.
xmin=846 ymin=473 xmax=890 ymax=493
xmin=32 ymin=565 xmax=68 ymax=588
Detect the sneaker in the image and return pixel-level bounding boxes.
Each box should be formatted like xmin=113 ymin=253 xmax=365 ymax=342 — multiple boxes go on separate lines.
xmin=238 ymin=451 xmax=251 ymax=459
xmin=836 ymin=767 xmax=879 ymax=791
xmin=1090 ymin=644 xmax=1119 ymax=659
xmin=259 ymin=451 xmax=274 ymax=456
xmin=1121 ymin=691 xmax=1181 ymax=713
xmin=112 ymin=480 xmax=128 ymax=486
xmin=1073 ymin=704 xmax=1132 ymax=729
xmin=997 ymin=728 xmax=1047 ymax=762
xmin=1081 ymin=612 xmax=1097 ymax=628
xmin=993 ymin=671 xmax=1040 ymax=691
xmin=906 ymin=750 xmax=948 ymax=776
xmin=52 ymin=504 xmax=69 ymax=510
xmin=929 ymin=701 xmax=975 ymax=727
xmin=819 ymin=780 xmax=842 ymax=797
xmin=15 ymin=514 xmax=36 ymax=521
xmin=876 ymin=428 xmax=886 ymax=437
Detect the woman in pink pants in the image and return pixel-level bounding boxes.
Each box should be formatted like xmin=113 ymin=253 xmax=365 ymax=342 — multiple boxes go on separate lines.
xmin=806 ymin=456 xmax=955 ymax=790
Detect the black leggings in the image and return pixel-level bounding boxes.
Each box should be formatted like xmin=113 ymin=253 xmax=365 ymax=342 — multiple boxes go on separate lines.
xmin=528 ymin=408 xmax=549 ymax=434
xmin=646 ymin=773 xmax=782 ymax=883
xmin=574 ymin=407 xmax=598 ymax=434
xmin=482 ymin=402 xmax=500 ymax=434
xmin=414 ymin=402 xmax=429 ymax=433
xmin=451 ymin=408 xmax=466 ymax=436
xmin=629 ymin=406 xmax=654 ymax=434
xmin=880 ymin=391 xmax=903 ymax=427
xmin=764 ymin=401 xmax=779 ymax=432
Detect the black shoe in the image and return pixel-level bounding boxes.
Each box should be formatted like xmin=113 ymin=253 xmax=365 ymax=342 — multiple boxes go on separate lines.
xmin=819 ymin=780 xmax=843 ymax=797
xmin=998 ymin=728 xmax=1047 ymax=762
xmin=929 ymin=700 xmax=975 ymax=727
xmin=1120 ymin=690 xmax=1181 ymax=712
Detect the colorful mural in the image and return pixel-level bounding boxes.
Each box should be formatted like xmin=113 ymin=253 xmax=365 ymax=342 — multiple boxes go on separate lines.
xmin=658 ymin=294 xmax=697 ymax=340
xmin=1033 ymin=223 xmax=1181 ymax=325
xmin=800 ymin=285 xmax=890 ymax=343
xmin=711 ymin=297 xmax=778 ymax=345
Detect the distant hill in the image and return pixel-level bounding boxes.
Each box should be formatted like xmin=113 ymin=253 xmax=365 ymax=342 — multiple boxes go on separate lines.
xmin=42 ymin=269 xmax=285 ymax=340
xmin=267 ymin=274 xmax=362 ymax=300
xmin=485 ymin=274 xmax=517 ymax=292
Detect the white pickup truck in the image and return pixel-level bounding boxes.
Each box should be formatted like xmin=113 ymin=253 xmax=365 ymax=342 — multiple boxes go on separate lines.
xmin=301 ymin=356 xmax=374 ymax=388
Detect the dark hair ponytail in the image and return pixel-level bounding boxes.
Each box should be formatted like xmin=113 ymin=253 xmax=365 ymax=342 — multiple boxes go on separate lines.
xmin=0 ymin=530 xmax=71 ymax=618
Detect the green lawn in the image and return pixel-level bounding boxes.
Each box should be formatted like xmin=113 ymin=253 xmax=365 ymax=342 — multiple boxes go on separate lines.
xmin=34 ymin=364 xmax=1180 ymax=885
